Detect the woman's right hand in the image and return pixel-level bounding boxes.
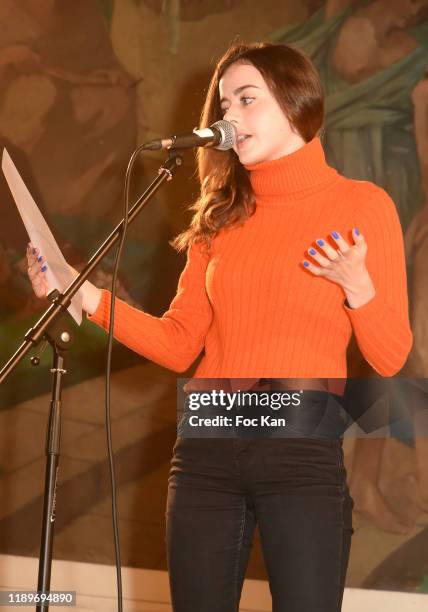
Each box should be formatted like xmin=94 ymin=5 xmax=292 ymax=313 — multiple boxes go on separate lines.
xmin=26 ymin=242 xmax=49 ymax=299
xmin=26 ymin=242 xmax=102 ymax=314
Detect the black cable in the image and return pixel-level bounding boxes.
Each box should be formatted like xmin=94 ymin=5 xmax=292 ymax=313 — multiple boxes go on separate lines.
xmin=104 ymin=144 xmax=148 ymax=612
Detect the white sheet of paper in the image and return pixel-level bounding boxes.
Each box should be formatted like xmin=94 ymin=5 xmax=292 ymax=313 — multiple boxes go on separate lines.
xmin=2 ymin=148 xmax=83 ymax=325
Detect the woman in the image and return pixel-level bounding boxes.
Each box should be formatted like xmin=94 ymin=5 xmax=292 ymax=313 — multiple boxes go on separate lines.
xmin=27 ymin=42 xmax=412 ymax=611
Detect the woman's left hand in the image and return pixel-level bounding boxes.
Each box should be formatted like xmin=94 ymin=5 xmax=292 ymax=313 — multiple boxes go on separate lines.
xmin=302 ymin=227 xmax=376 ymax=308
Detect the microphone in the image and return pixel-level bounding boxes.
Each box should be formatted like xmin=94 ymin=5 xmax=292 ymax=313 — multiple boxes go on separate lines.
xmin=142 ymin=120 xmax=236 ymax=151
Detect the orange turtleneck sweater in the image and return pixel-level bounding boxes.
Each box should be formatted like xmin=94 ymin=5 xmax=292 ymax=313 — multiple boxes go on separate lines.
xmin=87 ymin=137 xmax=413 ymax=389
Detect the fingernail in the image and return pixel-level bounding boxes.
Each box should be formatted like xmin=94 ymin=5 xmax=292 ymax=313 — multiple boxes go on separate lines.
xmin=37 ymin=256 xmax=42 ymax=262
xmin=316 ymin=239 xmax=324 ymax=246
xmin=303 ymin=261 xmax=310 ymax=267
xmin=355 ymin=227 xmax=360 ymax=235
xmin=41 ymin=265 xmax=47 ymax=272
xmin=332 ymin=231 xmax=339 ymax=239
xmin=309 ymin=248 xmax=317 ymax=256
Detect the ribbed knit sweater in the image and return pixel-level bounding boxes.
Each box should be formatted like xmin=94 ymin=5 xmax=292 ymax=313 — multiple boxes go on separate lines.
xmin=87 ymin=137 xmax=413 ymax=390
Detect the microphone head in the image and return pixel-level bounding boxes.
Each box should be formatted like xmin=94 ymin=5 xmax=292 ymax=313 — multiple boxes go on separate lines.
xmin=211 ymin=120 xmax=236 ymax=151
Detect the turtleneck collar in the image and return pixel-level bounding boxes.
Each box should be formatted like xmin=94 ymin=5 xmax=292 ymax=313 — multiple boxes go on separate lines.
xmin=244 ymin=137 xmax=339 ymax=208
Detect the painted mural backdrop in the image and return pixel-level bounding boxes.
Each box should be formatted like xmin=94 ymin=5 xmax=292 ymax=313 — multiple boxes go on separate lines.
xmin=1 ymin=0 xmax=428 ymax=596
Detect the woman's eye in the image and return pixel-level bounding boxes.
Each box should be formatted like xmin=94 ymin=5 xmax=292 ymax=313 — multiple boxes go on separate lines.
xmin=220 ymin=97 xmax=254 ymax=115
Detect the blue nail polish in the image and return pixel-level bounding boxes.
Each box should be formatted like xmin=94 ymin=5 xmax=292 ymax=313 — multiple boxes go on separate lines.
xmin=37 ymin=256 xmax=42 ymax=262
xmin=309 ymin=248 xmax=317 ymax=255
xmin=316 ymin=239 xmax=324 ymax=246
xmin=332 ymin=231 xmax=339 ymax=239
xmin=41 ymin=265 xmax=47 ymax=272
xmin=303 ymin=261 xmax=310 ymax=267
xmin=355 ymin=227 xmax=360 ymax=235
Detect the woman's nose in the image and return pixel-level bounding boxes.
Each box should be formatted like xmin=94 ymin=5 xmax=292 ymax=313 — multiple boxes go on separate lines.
xmin=222 ymin=107 xmax=240 ymax=125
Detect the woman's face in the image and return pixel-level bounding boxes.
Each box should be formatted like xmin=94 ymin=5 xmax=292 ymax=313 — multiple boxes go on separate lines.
xmin=218 ymin=62 xmax=305 ymax=166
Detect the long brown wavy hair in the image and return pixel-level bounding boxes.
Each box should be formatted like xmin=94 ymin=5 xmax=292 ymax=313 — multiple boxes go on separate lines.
xmin=170 ymin=42 xmax=325 ymax=255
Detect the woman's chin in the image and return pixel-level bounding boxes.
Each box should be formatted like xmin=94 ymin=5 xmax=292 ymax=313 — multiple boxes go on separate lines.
xmin=237 ymin=149 xmax=263 ymax=166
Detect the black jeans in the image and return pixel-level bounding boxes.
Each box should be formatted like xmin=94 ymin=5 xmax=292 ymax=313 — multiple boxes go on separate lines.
xmin=166 ymin=436 xmax=354 ymax=612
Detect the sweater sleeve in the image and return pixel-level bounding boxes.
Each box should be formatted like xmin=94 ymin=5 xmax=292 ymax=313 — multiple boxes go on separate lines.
xmin=86 ymin=240 xmax=213 ymax=372
xmin=343 ymin=184 xmax=413 ymax=376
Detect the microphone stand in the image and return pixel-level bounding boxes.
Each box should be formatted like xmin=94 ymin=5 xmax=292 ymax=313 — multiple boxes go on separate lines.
xmin=0 ymin=150 xmax=183 ymax=610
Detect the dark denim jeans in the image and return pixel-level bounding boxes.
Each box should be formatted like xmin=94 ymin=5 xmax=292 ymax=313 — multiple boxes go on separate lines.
xmin=166 ymin=435 xmax=354 ymax=612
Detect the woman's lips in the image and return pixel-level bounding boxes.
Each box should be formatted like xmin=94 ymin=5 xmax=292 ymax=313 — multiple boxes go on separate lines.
xmin=237 ymin=135 xmax=252 ymax=149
